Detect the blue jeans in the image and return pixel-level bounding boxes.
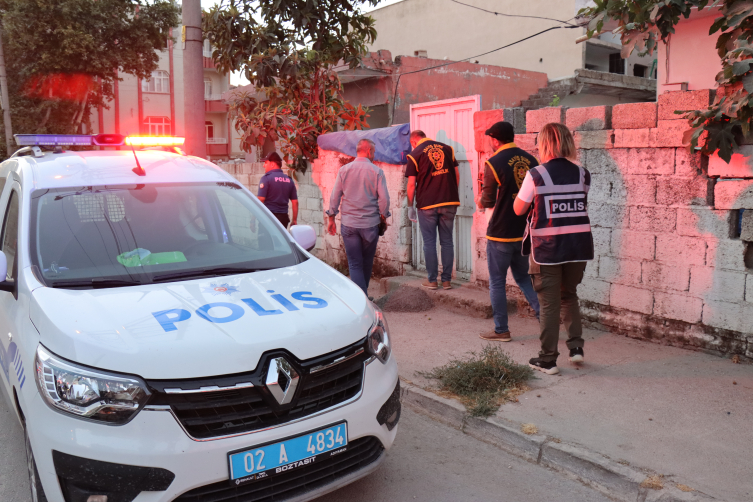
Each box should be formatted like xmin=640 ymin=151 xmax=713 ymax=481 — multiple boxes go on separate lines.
xmin=417 ymin=206 xmax=457 ymax=283
xmin=341 ymin=224 xmax=380 ymax=295
xmin=487 ymin=240 xmax=540 ymax=333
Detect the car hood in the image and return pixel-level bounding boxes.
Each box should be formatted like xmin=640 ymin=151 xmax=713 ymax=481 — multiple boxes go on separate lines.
xmin=29 ymin=259 xmax=374 ymax=379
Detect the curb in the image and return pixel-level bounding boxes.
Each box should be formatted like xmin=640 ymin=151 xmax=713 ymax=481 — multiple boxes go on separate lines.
xmin=401 ymin=384 xmax=715 ymax=502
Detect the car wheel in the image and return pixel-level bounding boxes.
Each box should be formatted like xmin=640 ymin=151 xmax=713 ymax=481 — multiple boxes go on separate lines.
xmin=24 ymin=428 xmax=48 ymax=502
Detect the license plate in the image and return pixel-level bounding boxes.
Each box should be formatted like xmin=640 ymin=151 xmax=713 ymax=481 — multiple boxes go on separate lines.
xmin=228 ymin=422 xmax=348 ymax=486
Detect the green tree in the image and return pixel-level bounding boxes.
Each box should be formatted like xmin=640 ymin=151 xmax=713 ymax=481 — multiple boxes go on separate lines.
xmin=579 ymin=0 xmax=753 ymax=162
xmin=0 ymin=0 xmax=180 ymax=156
xmin=203 ymin=0 xmax=377 ymax=171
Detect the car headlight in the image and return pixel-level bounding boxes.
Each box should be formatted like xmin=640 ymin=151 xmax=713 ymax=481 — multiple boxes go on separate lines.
xmin=367 ymin=305 xmax=391 ymax=364
xmin=35 ymin=345 xmax=150 ymax=424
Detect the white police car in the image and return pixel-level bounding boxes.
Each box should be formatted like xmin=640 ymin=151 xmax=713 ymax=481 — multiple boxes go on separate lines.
xmin=0 ymin=134 xmax=400 ymax=502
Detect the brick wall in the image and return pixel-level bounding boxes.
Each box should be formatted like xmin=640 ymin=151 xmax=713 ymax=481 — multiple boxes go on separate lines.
xmin=475 ymin=90 xmax=752 ymax=360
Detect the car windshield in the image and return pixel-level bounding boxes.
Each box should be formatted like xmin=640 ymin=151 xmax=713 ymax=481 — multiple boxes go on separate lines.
xmin=30 ymin=182 xmax=300 ymax=288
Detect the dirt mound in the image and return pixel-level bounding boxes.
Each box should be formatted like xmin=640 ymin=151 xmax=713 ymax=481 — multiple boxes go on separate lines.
xmin=375 ymin=286 xmax=434 ymax=312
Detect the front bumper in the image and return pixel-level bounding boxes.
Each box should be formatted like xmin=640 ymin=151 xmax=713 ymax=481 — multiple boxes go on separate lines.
xmin=25 ymin=356 xmax=399 ymax=502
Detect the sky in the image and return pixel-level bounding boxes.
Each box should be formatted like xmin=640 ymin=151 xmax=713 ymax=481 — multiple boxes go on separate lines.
xmin=198 ymin=0 xmax=403 ymax=85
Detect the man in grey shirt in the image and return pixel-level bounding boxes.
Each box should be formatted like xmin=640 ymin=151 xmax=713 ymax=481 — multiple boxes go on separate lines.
xmin=326 ymin=139 xmax=391 ymax=294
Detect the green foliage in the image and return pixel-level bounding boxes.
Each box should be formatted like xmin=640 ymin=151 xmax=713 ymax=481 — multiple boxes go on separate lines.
xmin=578 ymin=0 xmax=753 ymax=162
xmin=549 ymin=94 xmax=560 ymax=107
xmin=202 ymin=0 xmax=378 ymax=172
xmin=420 ymin=345 xmax=533 ymax=417
xmin=0 ymin=0 xmax=180 ymax=149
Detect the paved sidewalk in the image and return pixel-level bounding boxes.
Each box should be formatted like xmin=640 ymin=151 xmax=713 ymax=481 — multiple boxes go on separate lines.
xmin=372 ymin=277 xmax=753 ymax=502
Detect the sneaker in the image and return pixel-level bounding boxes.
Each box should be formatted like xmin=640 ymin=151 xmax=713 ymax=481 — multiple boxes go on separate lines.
xmin=442 ymin=281 xmax=453 ymax=290
xmin=569 ymin=347 xmax=584 ymax=363
xmin=479 ymin=330 xmax=511 ymax=342
xmin=529 ymin=357 xmax=559 ymax=375
xmin=422 ymin=281 xmax=438 ymax=290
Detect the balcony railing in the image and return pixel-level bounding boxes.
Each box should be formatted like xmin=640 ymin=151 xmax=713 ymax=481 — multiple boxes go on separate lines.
xmin=204 ymin=93 xmax=223 ymax=101
xmin=206 ymin=138 xmax=228 ymax=144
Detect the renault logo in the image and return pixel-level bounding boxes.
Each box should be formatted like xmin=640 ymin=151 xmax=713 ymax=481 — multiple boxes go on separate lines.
xmin=265 ymin=357 xmax=300 ymax=405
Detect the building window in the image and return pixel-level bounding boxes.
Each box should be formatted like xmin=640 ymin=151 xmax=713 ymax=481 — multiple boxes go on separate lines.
xmin=609 ymin=53 xmax=625 ymax=74
xmin=205 ymin=121 xmax=214 ymax=140
xmin=633 ymin=64 xmax=647 ymax=78
xmin=144 ymin=116 xmax=171 ymax=135
xmin=142 ymin=70 xmax=170 ymax=93
xmin=204 ymin=77 xmax=212 ymax=99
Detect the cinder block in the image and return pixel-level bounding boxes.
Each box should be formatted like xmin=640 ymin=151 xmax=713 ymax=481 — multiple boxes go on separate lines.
xmin=574 ymin=130 xmax=614 ymax=150
xmin=599 ymin=256 xmax=642 ymax=285
xmin=610 ymin=283 xmax=654 ymax=314
xmin=655 ymin=233 xmax=707 ymax=266
xmin=624 ymin=148 xmax=675 ymax=176
xmin=702 ymin=299 xmax=753 ymax=332
xmin=714 ymin=179 xmax=753 ymax=209
xmin=656 ymin=176 xmax=714 ymax=206
xmin=504 ymin=107 xmax=527 ymax=135
xmin=612 ymin=101 xmax=658 ymax=129
xmin=526 ymin=107 xmax=565 ymax=133
xmin=566 ymin=105 xmax=612 ymax=131
xmin=613 ymin=128 xmax=651 ymax=148
xmin=689 ymin=266 xmax=746 ymax=302
xmin=584 ymin=148 xmax=625 ymax=175
xmin=741 ymin=210 xmax=753 ymax=241
xmin=675 ymin=148 xmax=705 ymax=177
xmin=676 ymin=207 xmax=731 ymax=238
xmin=708 ymin=145 xmax=753 ymax=178
xmin=657 ymin=89 xmax=714 ymax=120
xmin=650 ymin=120 xmax=692 ymax=148
xmin=641 ymin=261 xmax=690 ymax=291
xmin=578 ymin=277 xmax=611 ymax=304
xmin=653 ymin=292 xmax=703 ymax=323
xmin=629 ymin=206 xmax=677 ymax=232
xmin=587 ymin=174 xmax=611 ymax=203
xmin=591 ymin=227 xmax=611 ymax=256
xmin=610 ymin=175 xmax=657 ymax=205
xmin=473 ymin=108 xmax=507 ymax=153
xmin=705 ymin=239 xmax=746 ymax=271
xmin=610 ymin=229 xmax=655 ymax=259
xmin=514 ymin=134 xmax=538 ymax=155
xmin=589 ymin=203 xmax=629 ymax=228
xmin=584 ymin=256 xmax=600 ymax=278
xmin=746 ymin=275 xmax=753 ymax=303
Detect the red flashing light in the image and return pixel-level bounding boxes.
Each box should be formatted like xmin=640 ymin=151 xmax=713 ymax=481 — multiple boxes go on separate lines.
xmin=125 ymin=136 xmax=186 ymax=147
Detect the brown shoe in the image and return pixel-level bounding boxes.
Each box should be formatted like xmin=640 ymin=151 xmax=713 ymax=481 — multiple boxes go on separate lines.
xmin=479 ymin=330 xmax=511 ymax=342
xmin=442 ymin=281 xmax=452 ymax=290
xmin=422 ymin=281 xmax=438 ymax=290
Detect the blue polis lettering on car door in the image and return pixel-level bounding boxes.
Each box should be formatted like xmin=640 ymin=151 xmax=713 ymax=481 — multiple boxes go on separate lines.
xmin=150 ymin=292 xmax=329 ymax=332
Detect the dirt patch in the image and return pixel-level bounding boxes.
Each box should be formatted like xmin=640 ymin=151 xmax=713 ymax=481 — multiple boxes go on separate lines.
xmin=375 ymin=286 xmax=434 ymax=312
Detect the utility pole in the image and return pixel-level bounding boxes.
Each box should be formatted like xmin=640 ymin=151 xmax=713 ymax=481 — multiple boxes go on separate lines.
xmin=182 ymin=0 xmax=206 ymax=158
xmin=0 ymin=26 xmax=13 ymax=157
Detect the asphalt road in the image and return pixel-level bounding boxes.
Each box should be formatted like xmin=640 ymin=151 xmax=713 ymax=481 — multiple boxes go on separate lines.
xmin=1 ymin=391 xmax=608 ymax=502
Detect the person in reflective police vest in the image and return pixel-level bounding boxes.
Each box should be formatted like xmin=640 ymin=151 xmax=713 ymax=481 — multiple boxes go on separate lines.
xmin=513 ymin=123 xmax=593 ymax=376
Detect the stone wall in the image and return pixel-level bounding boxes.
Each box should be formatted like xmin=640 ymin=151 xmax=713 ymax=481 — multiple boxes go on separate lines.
xmin=216 ymin=150 xmax=412 ymax=278
xmin=475 ymin=90 xmax=752 ymax=360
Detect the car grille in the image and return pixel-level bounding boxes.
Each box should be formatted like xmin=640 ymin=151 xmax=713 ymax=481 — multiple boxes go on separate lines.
xmin=145 ymin=338 xmax=369 ymax=439
xmin=174 ymin=436 xmax=384 ymax=502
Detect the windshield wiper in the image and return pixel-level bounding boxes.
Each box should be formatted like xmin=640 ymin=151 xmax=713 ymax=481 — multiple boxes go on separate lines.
xmin=152 ymin=267 xmax=263 ymax=283
xmin=51 ymin=277 xmax=144 ymax=289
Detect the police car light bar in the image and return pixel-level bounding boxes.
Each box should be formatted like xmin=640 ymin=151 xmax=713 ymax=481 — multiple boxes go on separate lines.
xmin=125 ymin=136 xmax=185 ymax=147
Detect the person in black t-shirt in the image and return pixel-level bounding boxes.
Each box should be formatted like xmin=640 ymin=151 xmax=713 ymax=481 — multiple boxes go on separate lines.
xmin=405 ymin=130 xmax=460 ymax=290
xmin=257 ymin=152 xmax=298 ymax=229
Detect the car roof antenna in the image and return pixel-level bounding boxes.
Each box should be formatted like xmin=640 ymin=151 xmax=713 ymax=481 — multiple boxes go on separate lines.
xmin=130 ymin=143 xmax=146 ymax=176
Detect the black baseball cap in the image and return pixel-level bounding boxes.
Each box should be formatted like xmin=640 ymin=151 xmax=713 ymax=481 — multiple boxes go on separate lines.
xmin=485 ymin=121 xmax=515 ymax=144
xmin=261 ymin=152 xmax=283 ymax=165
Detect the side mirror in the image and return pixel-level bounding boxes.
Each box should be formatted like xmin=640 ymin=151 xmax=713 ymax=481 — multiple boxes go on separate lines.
xmin=289 ymin=225 xmax=317 ymax=252
xmin=0 ymin=253 xmax=12 ymax=293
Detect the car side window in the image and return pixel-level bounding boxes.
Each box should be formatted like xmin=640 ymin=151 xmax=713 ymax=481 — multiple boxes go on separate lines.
xmin=1 ymin=191 xmax=18 ymax=281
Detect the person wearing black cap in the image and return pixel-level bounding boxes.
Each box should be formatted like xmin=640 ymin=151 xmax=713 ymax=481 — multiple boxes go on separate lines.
xmin=476 ymin=121 xmax=540 ymax=342
xmin=257 ymin=152 xmax=298 ymax=229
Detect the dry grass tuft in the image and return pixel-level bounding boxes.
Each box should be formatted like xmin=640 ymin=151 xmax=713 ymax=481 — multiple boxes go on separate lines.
xmin=640 ymin=475 xmax=664 ymax=490
xmin=676 ymin=484 xmax=695 ymax=492
xmin=521 ymin=423 xmax=538 ymax=435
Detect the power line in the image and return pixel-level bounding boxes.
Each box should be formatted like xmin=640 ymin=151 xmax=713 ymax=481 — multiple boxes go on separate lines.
xmin=389 ymin=25 xmax=577 ymax=125
xmin=449 ymin=0 xmax=578 ymax=27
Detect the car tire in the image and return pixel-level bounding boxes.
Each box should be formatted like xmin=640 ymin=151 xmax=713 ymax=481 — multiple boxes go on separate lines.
xmin=24 ymin=428 xmax=48 ymax=502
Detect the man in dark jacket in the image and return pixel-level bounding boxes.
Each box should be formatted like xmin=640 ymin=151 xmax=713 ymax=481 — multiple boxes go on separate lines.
xmin=405 ymin=130 xmax=460 ymax=290
xmin=476 ymin=121 xmax=540 ymax=342
xmin=258 ymin=152 xmax=298 ymax=228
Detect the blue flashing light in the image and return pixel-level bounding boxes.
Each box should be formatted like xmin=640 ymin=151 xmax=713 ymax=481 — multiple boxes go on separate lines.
xmin=14 ymin=134 xmax=95 ymax=147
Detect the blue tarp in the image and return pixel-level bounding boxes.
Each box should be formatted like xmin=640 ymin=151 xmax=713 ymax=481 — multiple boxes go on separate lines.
xmin=317 ymin=124 xmax=411 ymax=165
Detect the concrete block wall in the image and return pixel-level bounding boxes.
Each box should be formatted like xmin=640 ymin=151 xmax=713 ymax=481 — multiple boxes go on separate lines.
xmin=497 ymin=92 xmax=752 ymax=360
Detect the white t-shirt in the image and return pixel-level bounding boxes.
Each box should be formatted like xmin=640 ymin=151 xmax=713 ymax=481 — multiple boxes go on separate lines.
xmin=517 ymin=172 xmax=536 ymax=203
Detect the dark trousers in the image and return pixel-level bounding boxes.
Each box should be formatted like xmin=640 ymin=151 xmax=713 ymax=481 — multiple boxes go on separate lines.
xmin=531 ymin=261 xmax=587 ymax=362
xmin=273 ymin=213 xmax=290 ymax=229
xmin=417 ymin=205 xmax=457 ymax=283
xmin=341 ymin=224 xmax=380 ymax=295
